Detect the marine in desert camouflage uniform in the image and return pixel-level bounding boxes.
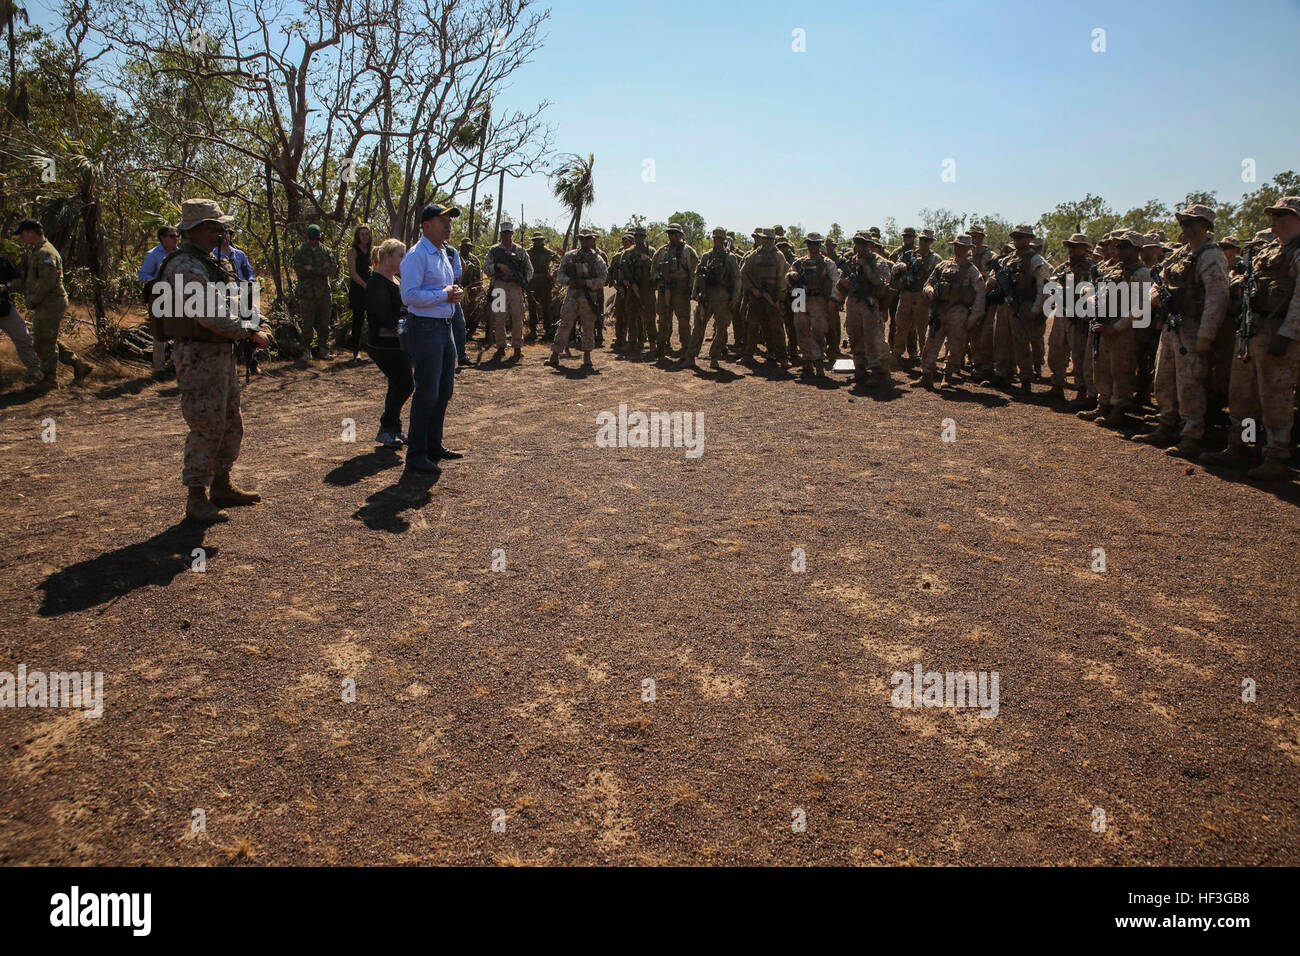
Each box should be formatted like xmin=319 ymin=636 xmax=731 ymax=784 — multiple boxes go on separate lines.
xmin=1201 ymin=197 xmax=1300 ymax=480
xmin=157 ymin=199 xmax=272 ymax=523
xmin=1132 ymin=204 xmax=1230 ymax=459
xmin=1046 ymin=233 xmax=1098 ymax=406
xmin=683 ymin=227 xmax=741 ymax=370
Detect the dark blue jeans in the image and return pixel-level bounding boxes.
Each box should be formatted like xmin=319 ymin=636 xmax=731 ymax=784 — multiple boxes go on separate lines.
xmin=399 ymin=315 xmax=456 ymax=459
xmin=453 ymin=304 xmax=468 ymax=362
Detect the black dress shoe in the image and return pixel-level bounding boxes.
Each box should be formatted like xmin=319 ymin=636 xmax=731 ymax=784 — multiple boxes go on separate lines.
xmin=434 ymin=447 xmax=464 ymax=460
xmin=405 ymin=454 xmax=441 ymax=473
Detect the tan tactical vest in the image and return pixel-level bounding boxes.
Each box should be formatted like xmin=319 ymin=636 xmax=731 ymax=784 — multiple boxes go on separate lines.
xmin=152 ymin=246 xmax=234 ymax=342
xmin=1253 ymin=236 xmax=1299 ymax=323
xmin=796 ymin=256 xmax=832 ymax=297
xmin=1161 ymin=243 xmax=1212 ymax=320
xmin=935 ymin=260 xmax=977 ymax=307
xmin=748 ymin=247 xmax=784 ymax=294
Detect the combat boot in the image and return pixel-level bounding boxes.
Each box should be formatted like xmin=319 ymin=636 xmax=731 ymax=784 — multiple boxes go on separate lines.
xmin=814 ymin=361 xmax=827 ymax=379
xmin=581 ymin=351 xmax=594 ymax=369
xmin=1067 ymin=391 xmax=1096 ymax=411
xmin=185 ymin=486 xmax=229 ymax=524
xmin=1247 ymin=456 xmax=1291 ymax=481
xmin=1077 ymin=404 xmax=1109 ymax=422
xmin=918 ymin=370 xmax=936 ymax=390
xmin=1131 ymin=424 xmax=1178 ymax=446
xmin=1199 ymin=442 xmax=1253 ymax=467
xmin=544 ymin=354 xmax=560 ymax=368
xmin=72 ymin=359 xmax=94 ymax=384
xmin=493 ymin=346 xmax=506 ymax=362
xmin=211 ymin=472 xmax=261 ymax=507
xmin=511 ymin=347 xmax=522 ymax=362
xmin=799 ymin=362 xmax=814 ymax=378
xmin=1101 ymin=405 xmax=1131 ymax=429
xmin=1048 ymin=385 xmax=1066 ymax=402
xmin=1165 ymin=438 xmax=1201 ymax=460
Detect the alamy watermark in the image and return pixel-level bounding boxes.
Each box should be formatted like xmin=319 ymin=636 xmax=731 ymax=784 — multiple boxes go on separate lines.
xmin=1041 ymin=274 xmax=1152 ymax=329
xmin=595 ymin=403 xmax=704 ymax=458
xmin=150 ymin=275 xmax=261 ymax=326
xmin=1 ymin=664 xmax=103 ymax=718
xmin=891 ymin=664 xmax=999 ymax=718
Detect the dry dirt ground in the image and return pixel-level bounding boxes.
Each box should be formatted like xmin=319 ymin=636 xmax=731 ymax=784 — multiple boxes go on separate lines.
xmin=1 ymin=328 xmax=1298 ymax=866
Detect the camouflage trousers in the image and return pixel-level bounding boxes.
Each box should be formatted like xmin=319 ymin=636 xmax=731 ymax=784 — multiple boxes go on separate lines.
xmin=969 ymin=307 xmax=996 ymax=376
xmin=744 ymin=298 xmax=787 ymax=363
xmin=1154 ymin=321 xmax=1210 ymax=439
xmin=995 ymin=305 xmax=1037 ymax=385
xmin=922 ymin=305 xmax=972 ymax=377
xmin=174 ymin=340 xmax=244 ymax=488
xmin=825 ymin=300 xmax=842 ymax=355
xmin=793 ymin=296 xmax=829 ymax=364
xmin=626 ymin=285 xmax=655 ymax=346
xmin=686 ymin=288 xmax=734 ymax=361
xmin=490 ymin=282 xmax=526 ymax=349
xmin=299 ymin=295 xmax=332 ymax=356
xmin=1094 ymin=327 xmax=1137 ymax=409
xmin=891 ymin=290 xmax=928 ymax=359
xmin=1207 ymin=315 xmax=1236 ymax=406
xmin=553 ymin=289 xmax=599 ymax=354
xmin=528 ymin=276 xmax=552 ymax=333
xmin=656 ymin=287 xmax=691 ymax=350
xmin=31 ymin=303 xmax=81 ymax=377
xmin=843 ymin=297 xmax=890 ymax=372
xmin=1048 ymin=314 xmax=1093 ymax=394
xmin=1226 ymin=332 xmax=1300 ymax=461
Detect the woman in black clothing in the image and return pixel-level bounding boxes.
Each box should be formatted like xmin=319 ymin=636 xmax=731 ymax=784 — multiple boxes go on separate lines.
xmin=366 ymin=238 xmax=414 ymax=448
xmin=347 ymin=224 xmax=374 ymax=359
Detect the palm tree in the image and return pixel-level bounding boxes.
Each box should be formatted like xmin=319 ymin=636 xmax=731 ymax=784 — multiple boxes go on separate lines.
xmin=2 ymin=0 xmax=28 ymax=121
xmin=549 ymin=153 xmax=594 ymax=252
xmin=462 ymin=96 xmax=491 ymax=241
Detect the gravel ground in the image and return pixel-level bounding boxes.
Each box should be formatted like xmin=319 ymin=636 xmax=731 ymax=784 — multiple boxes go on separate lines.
xmin=1 ymin=340 xmax=1297 ymax=866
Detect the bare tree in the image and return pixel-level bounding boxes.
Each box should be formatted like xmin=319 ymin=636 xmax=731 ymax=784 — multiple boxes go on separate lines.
xmin=92 ymin=0 xmax=551 ymax=243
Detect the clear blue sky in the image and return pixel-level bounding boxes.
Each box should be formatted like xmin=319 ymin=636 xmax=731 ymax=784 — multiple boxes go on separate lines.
xmin=31 ymin=0 xmax=1298 ymax=234
xmin=496 ymin=0 xmax=1300 ymax=233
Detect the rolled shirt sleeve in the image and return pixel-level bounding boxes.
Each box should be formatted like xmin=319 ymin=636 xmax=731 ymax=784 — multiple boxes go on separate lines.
xmin=400 ymin=237 xmax=455 ymax=317
xmin=1195 ymin=246 xmax=1230 ymax=341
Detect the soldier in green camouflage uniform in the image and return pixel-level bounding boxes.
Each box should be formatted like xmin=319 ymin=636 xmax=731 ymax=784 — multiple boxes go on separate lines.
xmin=293 ymin=224 xmax=338 ymax=359
xmin=526 ymin=233 xmax=559 ymax=340
xmin=11 ymin=219 xmax=93 ymax=386
xmin=683 ymin=227 xmax=741 ymax=370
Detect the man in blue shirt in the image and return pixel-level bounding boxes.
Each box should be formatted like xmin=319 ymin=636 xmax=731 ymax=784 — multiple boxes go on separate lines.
xmin=139 ymin=225 xmax=180 ymax=374
xmin=399 ymin=203 xmax=466 ymax=474
xmin=217 ymin=227 xmax=255 ymax=281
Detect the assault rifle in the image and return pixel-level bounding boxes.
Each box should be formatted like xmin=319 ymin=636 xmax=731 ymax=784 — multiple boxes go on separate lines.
xmin=928 ymin=274 xmax=943 ymax=337
xmin=985 ymin=256 xmax=1016 ymax=311
xmin=1237 ymin=249 xmax=1257 ymax=363
xmin=1150 ymin=268 xmax=1189 ymax=355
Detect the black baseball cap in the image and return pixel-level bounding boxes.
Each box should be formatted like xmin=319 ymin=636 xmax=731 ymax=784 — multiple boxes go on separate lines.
xmin=13 ymin=218 xmax=41 ymax=235
xmin=421 ymin=203 xmax=461 ymax=221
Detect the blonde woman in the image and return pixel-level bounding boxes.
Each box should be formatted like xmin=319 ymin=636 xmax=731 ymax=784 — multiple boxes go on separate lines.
xmin=366 ymin=238 xmax=413 ymax=447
